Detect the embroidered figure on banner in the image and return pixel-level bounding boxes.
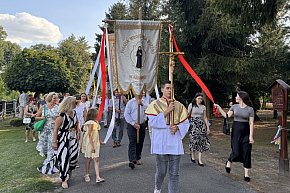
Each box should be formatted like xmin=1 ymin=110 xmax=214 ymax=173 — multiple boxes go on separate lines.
xmin=136 ymin=46 xmax=142 ymax=68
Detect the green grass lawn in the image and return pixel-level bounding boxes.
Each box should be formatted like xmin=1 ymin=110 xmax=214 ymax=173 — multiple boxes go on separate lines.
xmin=0 ymin=119 xmax=55 ymax=193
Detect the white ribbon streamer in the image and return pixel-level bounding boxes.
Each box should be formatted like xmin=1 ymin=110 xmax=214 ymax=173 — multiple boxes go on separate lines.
xmin=85 ymin=41 xmax=101 ymax=96
xmin=103 ymin=25 xmax=116 ymax=144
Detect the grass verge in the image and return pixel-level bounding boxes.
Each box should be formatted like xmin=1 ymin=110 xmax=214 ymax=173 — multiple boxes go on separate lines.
xmin=0 ymin=119 xmax=56 ymax=193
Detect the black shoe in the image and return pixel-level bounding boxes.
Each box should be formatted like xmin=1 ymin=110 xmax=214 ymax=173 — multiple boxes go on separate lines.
xmin=129 ymin=162 xmax=135 ymax=170
xmin=225 ymin=161 xmax=231 ymax=173
xmin=244 ymin=176 xmax=251 ymax=182
xmin=113 ymin=142 xmax=117 ymax=148
xmin=190 ymin=155 xmax=196 ymax=163
xmin=116 ymin=142 xmax=121 ymax=147
xmin=197 ymin=161 xmax=204 ymax=167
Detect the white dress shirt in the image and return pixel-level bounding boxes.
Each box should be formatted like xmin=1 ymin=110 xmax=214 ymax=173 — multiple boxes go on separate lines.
xmin=124 ymin=98 xmax=147 ymax=126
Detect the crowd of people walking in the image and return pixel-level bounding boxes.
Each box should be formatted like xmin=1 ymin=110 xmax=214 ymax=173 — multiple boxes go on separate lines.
xmin=19 ymin=82 xmax=255 ymax=193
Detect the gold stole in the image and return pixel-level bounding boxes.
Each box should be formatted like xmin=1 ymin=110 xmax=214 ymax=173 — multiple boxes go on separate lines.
xmin=145 ymin=98 xmax=188 ymax=125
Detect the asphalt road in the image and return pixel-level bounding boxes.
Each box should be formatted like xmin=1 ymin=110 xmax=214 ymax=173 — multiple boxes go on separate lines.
xmin=60 ymin=123 xmax=256 ymax=193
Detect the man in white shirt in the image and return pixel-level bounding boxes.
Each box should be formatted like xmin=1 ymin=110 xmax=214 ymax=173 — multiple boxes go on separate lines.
xmin=145 ymin=81 xmax=190 ymax=193
xmin=19 ymin=91 xmax=28 ymax=118
xmin=124 ymin=95 xmax=148 ymax=169
xmin=108 ymin=89 xmax=127 ymax=147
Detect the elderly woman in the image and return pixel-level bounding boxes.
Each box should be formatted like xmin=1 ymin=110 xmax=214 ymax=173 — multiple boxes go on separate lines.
xmin=52 ymin=96 xmax=80 ymax=189
xmin=36 ymin=92 xmax=59 ymax=167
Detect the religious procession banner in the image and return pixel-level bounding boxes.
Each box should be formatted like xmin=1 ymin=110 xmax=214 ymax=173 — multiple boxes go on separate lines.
xmin=115 ymin=20 xmax=162 ymax=95
xmin=108 ymin=34 xmax=118 ymax=91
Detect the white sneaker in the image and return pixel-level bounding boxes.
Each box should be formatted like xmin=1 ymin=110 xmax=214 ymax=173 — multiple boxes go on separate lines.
xmin=154 ymin=189 xmax=161 ymax=193
xmin=84 ymin=174 xmax=90 ymax=182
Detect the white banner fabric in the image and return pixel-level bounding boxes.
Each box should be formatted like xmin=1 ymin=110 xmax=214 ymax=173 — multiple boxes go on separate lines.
xmin=115 ymin=20 xmax=162 ymax=95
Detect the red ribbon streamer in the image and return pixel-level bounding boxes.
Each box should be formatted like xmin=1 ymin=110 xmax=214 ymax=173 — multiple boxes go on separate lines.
xmin=169 ymin=25 xmax=221 ymax=117
xmin=97 ymin=28 xmax=107 ymax=121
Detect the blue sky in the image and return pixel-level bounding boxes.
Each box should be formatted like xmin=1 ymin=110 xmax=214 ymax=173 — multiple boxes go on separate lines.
xmin=0 ymin=0 xmax=119 ymax=52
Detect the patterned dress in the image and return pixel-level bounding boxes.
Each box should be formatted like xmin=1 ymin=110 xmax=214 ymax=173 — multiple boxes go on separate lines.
xmin=56 ymin=111 xmax=79 ymax=181
xmin=188 ymin=104 xmax=210 ymax=153
xmin=36 ymin=104 xmax=59 ymax=159
xmin=38 ymin=111 xmax=79 ymax=181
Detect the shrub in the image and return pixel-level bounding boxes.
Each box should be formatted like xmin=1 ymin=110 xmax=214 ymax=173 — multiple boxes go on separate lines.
xmin=10 ymin=118 xmax=24 ymax=127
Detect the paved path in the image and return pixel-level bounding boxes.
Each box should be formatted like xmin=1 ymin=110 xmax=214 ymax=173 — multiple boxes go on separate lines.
xmin=60 ymin=124 xmax=256 ymax=193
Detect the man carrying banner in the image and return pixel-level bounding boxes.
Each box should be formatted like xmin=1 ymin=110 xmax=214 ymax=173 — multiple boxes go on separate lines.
xmin=124 ymin=95 xmax=147 ymax=169
xmin=145 ymin=80 xmax=190 ymax=193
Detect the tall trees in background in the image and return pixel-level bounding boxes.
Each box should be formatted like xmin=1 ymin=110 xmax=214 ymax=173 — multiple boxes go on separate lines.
xmin=5 ymin=48 xmax=71 ymax=94
xmin=2 ymin=27 xmax=93 ymax=95
xmin=58 ymin=35 xmax=92 ymax=93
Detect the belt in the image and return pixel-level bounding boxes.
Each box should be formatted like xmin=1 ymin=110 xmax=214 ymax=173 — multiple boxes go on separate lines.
xmin=69 ymin=127 xmax=77 ymax=131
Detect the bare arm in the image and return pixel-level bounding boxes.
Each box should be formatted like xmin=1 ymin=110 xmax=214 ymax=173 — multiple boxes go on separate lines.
xmin=249 ymin=117 xmax=254 ymax=144
xmin=35 ymin=105 xmax=43 ymax=121
xmin=24 ymin=105 xmax=29 ymax=116
xmin=214 ymin=104 xmax=233 ymax=118
xmin=52 ymin=116 xmax=63 ymax=150
xmin=203 ymin=110 xmax=210 ymax=134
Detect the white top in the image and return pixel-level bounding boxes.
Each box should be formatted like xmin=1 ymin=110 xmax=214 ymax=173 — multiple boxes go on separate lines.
xmin=19 ymin=93 xmax=28 ymax=107
xmin=75 ymin=103 xmax=86 ymax=127
xmin=124 ymin=98 xmax=147 ymax=126
xmin=108 ymin=96 xmax=126 ymax=119
xmin=148 ymin=113 xmax=190 ymax=155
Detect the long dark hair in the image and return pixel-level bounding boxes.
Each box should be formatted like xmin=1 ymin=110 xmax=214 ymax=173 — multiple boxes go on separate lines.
xmin=238 ymin=91 xmax=253 ymax=107
xmin=192 ymin=92 xmax=204 ymax=107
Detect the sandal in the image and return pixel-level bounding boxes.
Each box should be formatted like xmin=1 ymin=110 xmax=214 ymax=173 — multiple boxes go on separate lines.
xmin=84 ymin=174 xmax=90 ymax=182
xmin=96 ymin=177 xmax=105 ymax=183
xmin=62 ymin=181 xmax=68 ymax=189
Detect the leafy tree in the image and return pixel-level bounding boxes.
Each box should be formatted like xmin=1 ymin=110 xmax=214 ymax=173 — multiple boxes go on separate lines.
xmin=0 ymin=26 xmax=7 ymax=41
xmin=163 ymin=0 xmax=287 ymax=110
xmin=0 ymin=26 xmax=21 ymax=72
xmin=5 ymin=48 xmax=71 ymax=94
xmin=58 ymin=35 xmax=92 ymax=94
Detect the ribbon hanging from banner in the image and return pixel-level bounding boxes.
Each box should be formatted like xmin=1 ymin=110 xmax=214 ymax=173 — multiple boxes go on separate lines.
xmin=169 ymin=25 xmax=215 ymax=104
xmin=85 ymin=47 xmax=101 ymax=96
xmin=103 ymin=25 xmax=116 ymax=144
xmin=96 ymin=28 xmax=107 ymax=121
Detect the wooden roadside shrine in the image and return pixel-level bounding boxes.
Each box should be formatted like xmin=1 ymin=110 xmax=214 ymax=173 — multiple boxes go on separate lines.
xmin=270 ymin=79 xmax=290 ymax=174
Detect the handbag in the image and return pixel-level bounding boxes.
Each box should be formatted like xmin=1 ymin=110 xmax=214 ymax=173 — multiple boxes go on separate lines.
xmin=223 ymin=114 xmax=230 ymax=135
xmin=34 ymin=105 xmax=46 ymax=132
xmin=23 ymin=117 xmax=31 ymax=124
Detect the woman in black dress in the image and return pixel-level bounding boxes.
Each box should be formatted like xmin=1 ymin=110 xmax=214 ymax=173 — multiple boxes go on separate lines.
xmin=215 ymin=91 xmax=254 ymax=182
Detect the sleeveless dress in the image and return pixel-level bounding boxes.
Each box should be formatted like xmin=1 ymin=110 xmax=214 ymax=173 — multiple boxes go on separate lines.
xmin=36 ymin=104 xmax=59 ymax=158
xmin=82 ymin=120 xmax=101 ymax=158
xmin=188 ymin=104 xmax=210 ymax=153
xmin=25 ymin=104 xmax=38 ymax=130
xmin=38 ymin=111 xmax=79 ymax=182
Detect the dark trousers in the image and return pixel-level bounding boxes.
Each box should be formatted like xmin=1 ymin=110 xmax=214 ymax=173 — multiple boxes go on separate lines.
xmin=127 ymin=123 xmax=146 ymax=162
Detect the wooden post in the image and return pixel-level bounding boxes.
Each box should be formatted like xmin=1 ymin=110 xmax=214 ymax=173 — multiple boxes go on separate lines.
xmin=279 ymin=110 xmax=289 ymax=174
xmin=137 ymin=97 xmax=140 ymax=144
xmin=160 ymin=45 xmax=184 ymax=127
xmin=136 ymin=7 xmax=142 ymax=143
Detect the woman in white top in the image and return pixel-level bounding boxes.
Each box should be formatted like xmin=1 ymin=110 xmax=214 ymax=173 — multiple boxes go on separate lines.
xmin=188 ymin=92 xmax=210 ymax=166
xmin=75 ymin=94 xmax=87 ymax=128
